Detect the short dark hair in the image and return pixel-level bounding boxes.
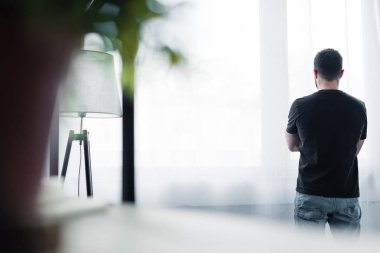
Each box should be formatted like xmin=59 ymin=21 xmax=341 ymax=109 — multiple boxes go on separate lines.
xmin=314 ymin=49 xmax=343 ymax=81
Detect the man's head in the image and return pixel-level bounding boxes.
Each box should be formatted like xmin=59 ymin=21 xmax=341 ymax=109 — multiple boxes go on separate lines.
xmin=314 ymin=49 xmax=343 ymax=84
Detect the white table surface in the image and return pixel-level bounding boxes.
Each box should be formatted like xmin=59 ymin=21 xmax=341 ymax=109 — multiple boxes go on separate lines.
xmin=57 ymin=205 xmax=379 ymax=253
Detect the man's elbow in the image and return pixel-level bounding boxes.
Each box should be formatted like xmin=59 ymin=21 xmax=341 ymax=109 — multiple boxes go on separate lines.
xmin=288 ymin=145 xmax=300 ymax=152
xmin=285 ymin=133 xmax=300 ymax=152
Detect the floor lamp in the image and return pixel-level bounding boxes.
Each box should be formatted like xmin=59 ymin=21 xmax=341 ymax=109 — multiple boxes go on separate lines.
xmin=59 ymin=50 xmax=122 ymax=197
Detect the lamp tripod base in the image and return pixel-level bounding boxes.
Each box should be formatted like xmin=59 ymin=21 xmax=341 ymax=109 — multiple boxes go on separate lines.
xmin=60 ymin=130 xmax=93 ymax=197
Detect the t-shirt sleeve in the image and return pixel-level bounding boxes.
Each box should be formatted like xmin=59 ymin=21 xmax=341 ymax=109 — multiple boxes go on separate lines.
xmin=286 ymin=100 xmax=298 ymax=134
xmin=360 ymin=104 xmax=367 ymax=140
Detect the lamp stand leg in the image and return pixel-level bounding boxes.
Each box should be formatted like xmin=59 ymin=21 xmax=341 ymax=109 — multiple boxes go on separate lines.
xmin=61 ymin=130 xmax=75 ymax=181
xmin=83 ymin=130 xmax=93 ymax=197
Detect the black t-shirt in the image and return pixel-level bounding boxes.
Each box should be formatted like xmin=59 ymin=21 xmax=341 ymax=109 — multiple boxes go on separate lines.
xmin=286 ymin=89 xmax=367 ymax=198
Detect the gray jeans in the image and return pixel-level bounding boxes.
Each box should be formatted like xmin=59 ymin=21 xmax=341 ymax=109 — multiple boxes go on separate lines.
xmin=294 ymin=192 xmax=361 ymax=236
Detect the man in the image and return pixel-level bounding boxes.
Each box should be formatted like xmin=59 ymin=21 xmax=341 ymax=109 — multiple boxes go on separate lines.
xmin=285 ymin=49 xmax=367 ymax=236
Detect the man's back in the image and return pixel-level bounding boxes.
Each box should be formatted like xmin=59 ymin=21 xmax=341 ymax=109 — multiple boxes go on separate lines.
xmin=287 ymin=89 xmax=367 ymax=198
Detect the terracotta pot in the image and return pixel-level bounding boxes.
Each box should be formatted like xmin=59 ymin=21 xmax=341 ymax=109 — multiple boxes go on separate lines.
xmin=0 ymin=14 xmax=82 ymax=220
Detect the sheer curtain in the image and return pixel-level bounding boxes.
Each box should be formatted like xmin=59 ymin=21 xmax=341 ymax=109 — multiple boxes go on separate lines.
xmin=362 ymin=0 xmax=380 ymax=201
xmin=135 ymin=0 xmax=380 ymax=207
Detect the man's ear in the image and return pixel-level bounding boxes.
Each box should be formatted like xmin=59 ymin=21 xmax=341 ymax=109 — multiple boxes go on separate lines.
xmin=339 ymin=69 xmax=344 ymax=79
xmin=313 ymin=70 xmax=319 ymax=89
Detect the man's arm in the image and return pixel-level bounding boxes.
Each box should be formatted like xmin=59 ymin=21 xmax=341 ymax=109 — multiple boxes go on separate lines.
xmin=356 ymin=139 xmax=365 ymax=156
xmin=285 ymin=132 xmax=300 ymax=152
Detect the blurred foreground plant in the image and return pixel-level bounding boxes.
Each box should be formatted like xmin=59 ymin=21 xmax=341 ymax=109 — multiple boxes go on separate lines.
xmin=18 ymin=0 xmax=184 ymax=99
xmin=4 ymin=0 xmax=184 ymax=205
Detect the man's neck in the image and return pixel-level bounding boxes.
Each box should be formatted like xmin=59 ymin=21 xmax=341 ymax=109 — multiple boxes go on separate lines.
xmin=317 ymin=80 xmax=339 ymax=90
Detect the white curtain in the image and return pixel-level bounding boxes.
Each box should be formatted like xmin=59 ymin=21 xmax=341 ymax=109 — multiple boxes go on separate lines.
xmin=362 ymin=0 xmax=380 ymax=201
xmin=135 ymin=0 xmax=380 ymax=207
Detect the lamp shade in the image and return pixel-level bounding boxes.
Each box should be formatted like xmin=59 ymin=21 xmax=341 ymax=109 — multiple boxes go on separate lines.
xmin=59 ymin=50 xmax=122 ymax=117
